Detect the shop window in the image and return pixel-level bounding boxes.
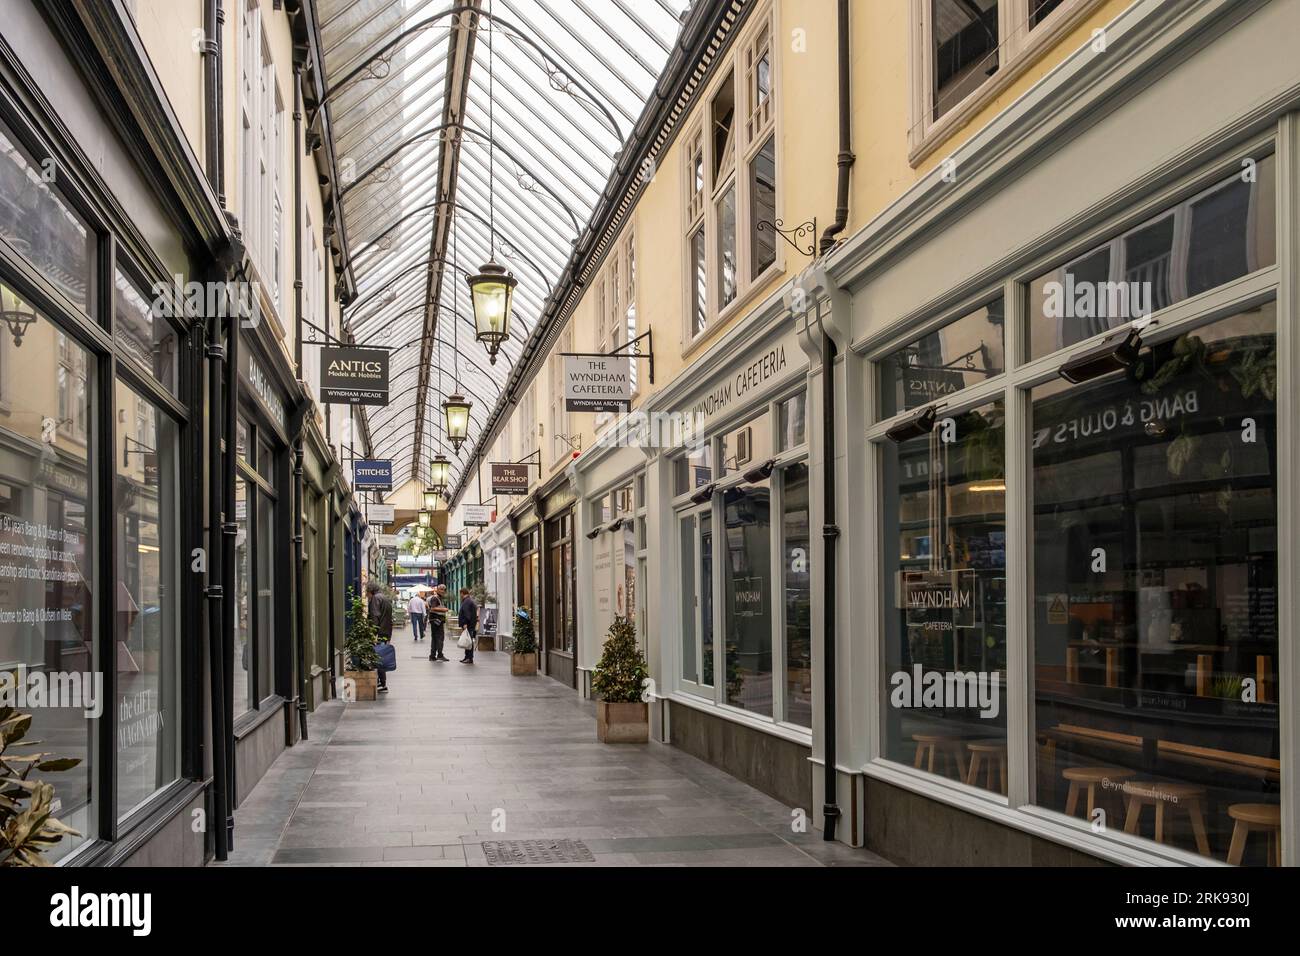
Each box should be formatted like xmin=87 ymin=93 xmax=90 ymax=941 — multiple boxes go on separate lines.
xmin=721 ymin=410 xmax=772 ymax=476
xmin=114 ymin=381 xmax=180 ymax=819
xmin=679 ymin=511 xmax=714 ymax=691
xmin=0 ymin=290 xmax=96 ymax=860
xmin=689 ymin=225 xmax=708 ymax=337
xmin=680 ymin=515 xmax=698 ymax=684
xmin=1029 ymin=0 xmax=1065 ymax=27
xmin=778 ymin=391 xmax=807 ymax=450
xmin=881 ymin=399 xmax=1007 ymax=792
xmin=710 ymin=71 xmax=736 ymax=187
xmin=673 ymin=446 xmax=714 ymax=497
xmin=931 ymin=0 xmax=1000 ymax=122
xmin=256 ymin=489 xmax=275 ymax=701
xmin=114 ymin=268 xmax=177 ymax=393
xmin=1027 ymin=156 xmax=1276 ymax=361
xmin=782 ymin=463 xmax=812 ymax=726
xmin=1031 ymin=304 xmax=1279 ymax=865
xmin=723 ymin=481 xmax=772 ymax=715
xmin=879 ymin=297 xmax=1005 ymax=419
xmin=257 ymin=438 xmax=274 ymax=482
xmin=236 ymin=418 xmax=249 ymax=465
xmin=233 ymin=480 xmax=251 ymax=718
xmin=0 ymin=120 xmax=94 ymax=313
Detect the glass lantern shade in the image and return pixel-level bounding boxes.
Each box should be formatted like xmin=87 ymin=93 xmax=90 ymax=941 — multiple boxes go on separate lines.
xmin=429 ymin=455 xmax=452 ymax=493
xmin=466 ymin=260 xmax=516 ymax=364
xmin=443 ymin=394 xmax=472 ymax=452
xmin=417 ymin=510 xmax=432 ymax=528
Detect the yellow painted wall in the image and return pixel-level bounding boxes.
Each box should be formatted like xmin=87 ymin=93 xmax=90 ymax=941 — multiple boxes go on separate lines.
xmin=848 ymin=0 xmax=1133 ymax=232
xmin=131 ymin=0 xmax=205 ymax=169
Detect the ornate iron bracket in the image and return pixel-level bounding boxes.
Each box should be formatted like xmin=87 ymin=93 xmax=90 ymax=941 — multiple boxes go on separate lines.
xmin=757 ymin=217 xmax=817 ymax=258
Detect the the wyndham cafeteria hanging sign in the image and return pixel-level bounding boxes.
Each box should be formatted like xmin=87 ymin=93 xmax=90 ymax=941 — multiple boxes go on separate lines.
xmin=320 ymin=346 xmax=390 ymax=406
xmin=564 ymin=356 xmax=631 ymax=413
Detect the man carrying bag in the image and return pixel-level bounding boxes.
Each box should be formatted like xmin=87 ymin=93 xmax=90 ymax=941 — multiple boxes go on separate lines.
xmin=427 ymin=585 xmax=450 ymax=662
xmin=457 ymin=587 xmax=478 ymax=664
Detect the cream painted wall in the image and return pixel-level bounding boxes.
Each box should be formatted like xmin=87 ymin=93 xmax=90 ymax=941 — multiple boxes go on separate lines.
xmin=848 ymin=0 xmax=1134 ymax=225
xmin=130 ymin=0 xmax=205 ymax=166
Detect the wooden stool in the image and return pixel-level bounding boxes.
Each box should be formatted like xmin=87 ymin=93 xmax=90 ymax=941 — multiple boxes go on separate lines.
xmin=1121 ymin=780 xmax=1211 ymax=856
xmin=1063 ymin=766 xmax=1135 ymax=822
xmin=965 ymin=740 xmax=1008 ymax=794
xmin=912 ymin=734 xmax=967 ymax=780
xmin=1226 ymin=803 xmax=1280 ymax=866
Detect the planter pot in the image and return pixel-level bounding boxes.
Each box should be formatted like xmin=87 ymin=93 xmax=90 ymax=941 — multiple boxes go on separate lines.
xmin=477 ymin=634 xmax=496 ymax=652
xmin=342 ymin=669 xmax=377 ymax=701
xmin=596 ymin=701 xmax=649 ymax=743
xmin=510 ymin=652 xmax=537 ymax=676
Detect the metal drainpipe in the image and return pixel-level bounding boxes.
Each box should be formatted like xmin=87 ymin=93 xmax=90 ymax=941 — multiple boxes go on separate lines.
xmin=205 ymin=309 xmax=229 ymax=862
xmin=817 ymin=0 xmax=853 ymax=842
xmin=221 ymin=285 xmax=239 ymax=852
xmin=292 ymin=64 xmax=309 ymax=740
xmin=327 ymin=490 xmax=337 ymax=694
xmin=201 ymin=0 xmax=220 ymax=200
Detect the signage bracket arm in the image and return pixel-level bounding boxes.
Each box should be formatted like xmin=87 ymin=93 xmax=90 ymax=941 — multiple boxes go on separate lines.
xmin=560 ymin=328 xmax=655 ymax=385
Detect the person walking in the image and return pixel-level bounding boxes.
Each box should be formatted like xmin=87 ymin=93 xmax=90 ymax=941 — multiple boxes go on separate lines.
xmin=428 ymin=585 xmax=449 ymax=662
xmin=407 ymin=591 xmax=427 ymax=642
xmin=457 ymin=587 xmax=478 ymax=664
xmin=374 ymin=633 xmax=397 ymax=693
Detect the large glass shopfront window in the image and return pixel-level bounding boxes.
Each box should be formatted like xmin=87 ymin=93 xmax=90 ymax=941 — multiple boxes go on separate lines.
xmin=723 ymin=482 xmax=772 ymax=715
xmin=782 ymin=463 xmax=812 ymax=726
xmin=114 ymin=381 xmax=180 ymax=818
xmin=881 ymin=400 xmax=1007 ymax=792
xmin=1032 ymin=303 xmax=1279 ymax=865
xmin=234 ymin=419 xmax=278 ymax=718
xmin=0 ymin=288 xmax=96 ymax=861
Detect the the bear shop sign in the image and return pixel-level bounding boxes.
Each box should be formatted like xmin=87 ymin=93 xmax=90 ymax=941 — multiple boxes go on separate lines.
xmin=319 ymin=346 xmax=390 ymax=406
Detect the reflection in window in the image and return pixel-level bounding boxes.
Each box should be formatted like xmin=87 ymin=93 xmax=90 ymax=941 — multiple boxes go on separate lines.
xmin=680 ymin=515 xmax=698 ymax=684
xmin=721 ymin=411 xmax=771 ymax=476
xmin=1032 ymin=304 xmax=1280 ymax=864
xmin=233 ymin=480 xmax=251 ymax=718
xmin=114 ymin=381 xmax=180 ymax=818
xmin=724 ymin=483 xmax=772 ymax=715
xmin=932 ymin=0 xmax=999 ymax=121
xmin=0 ymin=291 xmax=95 ymax=859
xmin=1028 ymin=156 xmax=1276 ymax=360
xmin=114 ymin=269 xmax=177 ymax=393
xmin=881 ymin=400 xmax=1007 ymax=793
xmin=779 ymin=391 xmax=807 ymax=450
xmin=1029 ymin=0 xmax=1065 ymax=27
xmin=879 ymin=298 xmax=1005 ymax=419
xmin=257 ymin=489 xmax=274 ymax=701
xmin=0 ymin=121 xmax=93 ymax=311
xmin=690 ymin=225 xmax=707 ymax=337
xmin=749 ymin=136 xmax=776 ymax=277
xmin=717 ymin=185 xmax=737 ymax=309
xmin=783 ymin=463 xmax=812 ymax=726
xmin=673 ymin=446 xmax=714 ymax=496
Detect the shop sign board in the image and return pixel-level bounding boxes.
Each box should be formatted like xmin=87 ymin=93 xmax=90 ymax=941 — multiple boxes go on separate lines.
xmin=320 ymin=346 xmax=390 ymax=405
xmin=564 ymin=355 xmax=631 ymax=412
xmin=442 ymin=534 xmax=462 ymax=550
xmin=353 ymin=460 xmax=392 ymax=490
xmin=368 ymin=504 xmax=396 ymax=524
xmin=490 ymin=462 xmax=531 ymax=496
xmin=461 ymin=505 xmax=492 ymax=527
xmin=732 ymin=576 xmax=766 ymax=618
xmin=240 ymin=347 xmax=288 ymax=432
xmin=897 ymin=569 xmax=976 ymax=629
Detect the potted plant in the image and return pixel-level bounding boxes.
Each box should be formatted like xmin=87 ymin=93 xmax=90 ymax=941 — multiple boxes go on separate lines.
xmin=507 ymin=606 xmax=537 ymax=676
xmin=343 ymin=588 xmax=381 ymax=701
xmin=591 ymin=616 xmax=650 ymax=743
xmin=1 ymin=706 xmax=82 ymax=866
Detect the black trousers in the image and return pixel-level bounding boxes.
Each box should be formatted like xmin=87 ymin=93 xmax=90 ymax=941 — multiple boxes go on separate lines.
xmin=429 ymin=626 xmax=444 ymax=659
xmin=462 ymin=625 xmax=476 ymax=661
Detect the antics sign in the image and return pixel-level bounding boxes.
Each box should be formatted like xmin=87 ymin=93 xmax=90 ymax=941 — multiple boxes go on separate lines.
xmin=320 ymin=346 xmax=390 ymax=406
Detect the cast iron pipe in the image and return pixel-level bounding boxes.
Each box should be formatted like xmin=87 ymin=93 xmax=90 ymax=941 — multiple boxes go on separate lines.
xmin=221 ymin=289 xmax=238 ymax=851
xmin=819 ymin=0 xmax=853 ymax=843
xmin=293 ymin=67 xmax=310 ymax=738
xmin=205 ymin=308 xmax=229 ymax=861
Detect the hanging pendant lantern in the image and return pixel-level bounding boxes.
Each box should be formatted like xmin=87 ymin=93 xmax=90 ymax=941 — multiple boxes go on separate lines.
xmin=417 ymin=509 xmax=432 ymax=528
xmin=429 ymin=455 xmax=452 ymax=496
xmin=422 ymin=486 xmax=441 ymax=511
xmin=443 ymin=393 xmax=472 ymax=453
xmin=466 ymin=260 xmax=515 ymax=365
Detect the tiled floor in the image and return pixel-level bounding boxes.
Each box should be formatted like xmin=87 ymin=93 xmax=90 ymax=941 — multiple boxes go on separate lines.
xmin=216 ymin=632 xmax=891 ymax=868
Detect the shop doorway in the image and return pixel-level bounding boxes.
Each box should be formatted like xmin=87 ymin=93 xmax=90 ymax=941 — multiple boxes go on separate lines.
xmin=544 ymin=510 xmax=576 ymax=688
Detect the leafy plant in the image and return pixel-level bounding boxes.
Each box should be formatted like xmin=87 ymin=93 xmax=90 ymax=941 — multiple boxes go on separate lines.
xmin=1 ymin=706 xmax=82 ymax=867
xmin=591 ymin=616 xmax=649 ymax=704
xmin=508 ymin=606 xmax=537 ymax=655
xmin=1210 ymin=673 xmax=1244 ymax=701
xmin=470 ymin=582 xmax=495 ymax=608
xmin=344 ymin=588 xmax=381 ymax=672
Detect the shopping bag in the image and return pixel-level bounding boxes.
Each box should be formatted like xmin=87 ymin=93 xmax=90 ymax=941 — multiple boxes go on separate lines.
xmin=457 ymin=630 xmax=473 ymax=650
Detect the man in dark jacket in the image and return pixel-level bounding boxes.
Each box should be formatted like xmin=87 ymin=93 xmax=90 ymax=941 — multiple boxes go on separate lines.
xmin=457 ymin=588 xmax=478 ymax=664
xmin=427 ymin=586 xmax=449 ymax=662
xmin=367 ymin=582 xmax=395 ymax=691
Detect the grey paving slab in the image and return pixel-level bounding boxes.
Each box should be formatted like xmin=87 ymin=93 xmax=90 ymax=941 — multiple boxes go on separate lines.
xmin=213 ymin=631 xmax=892 ymax=869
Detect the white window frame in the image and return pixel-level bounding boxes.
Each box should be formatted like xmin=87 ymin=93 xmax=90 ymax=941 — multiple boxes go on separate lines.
xmin=864 ymin=137 xmax=1287 ymax=866
xmin=680 ymin=2 xmax=782 ymax=353
xmin=909 ymin=0 xmax=1106 ymax=165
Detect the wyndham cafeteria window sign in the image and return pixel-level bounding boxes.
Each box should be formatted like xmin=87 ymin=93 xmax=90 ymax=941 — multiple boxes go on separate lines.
xmin=353 ymin=459 xmax=393 ymax=490
xmin=564 ymin=355 xmax=631 ymax=413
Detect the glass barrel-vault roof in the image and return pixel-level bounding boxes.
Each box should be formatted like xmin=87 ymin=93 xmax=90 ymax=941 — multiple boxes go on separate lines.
xmin=316 ymin=0 xmax=685 ymax=492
